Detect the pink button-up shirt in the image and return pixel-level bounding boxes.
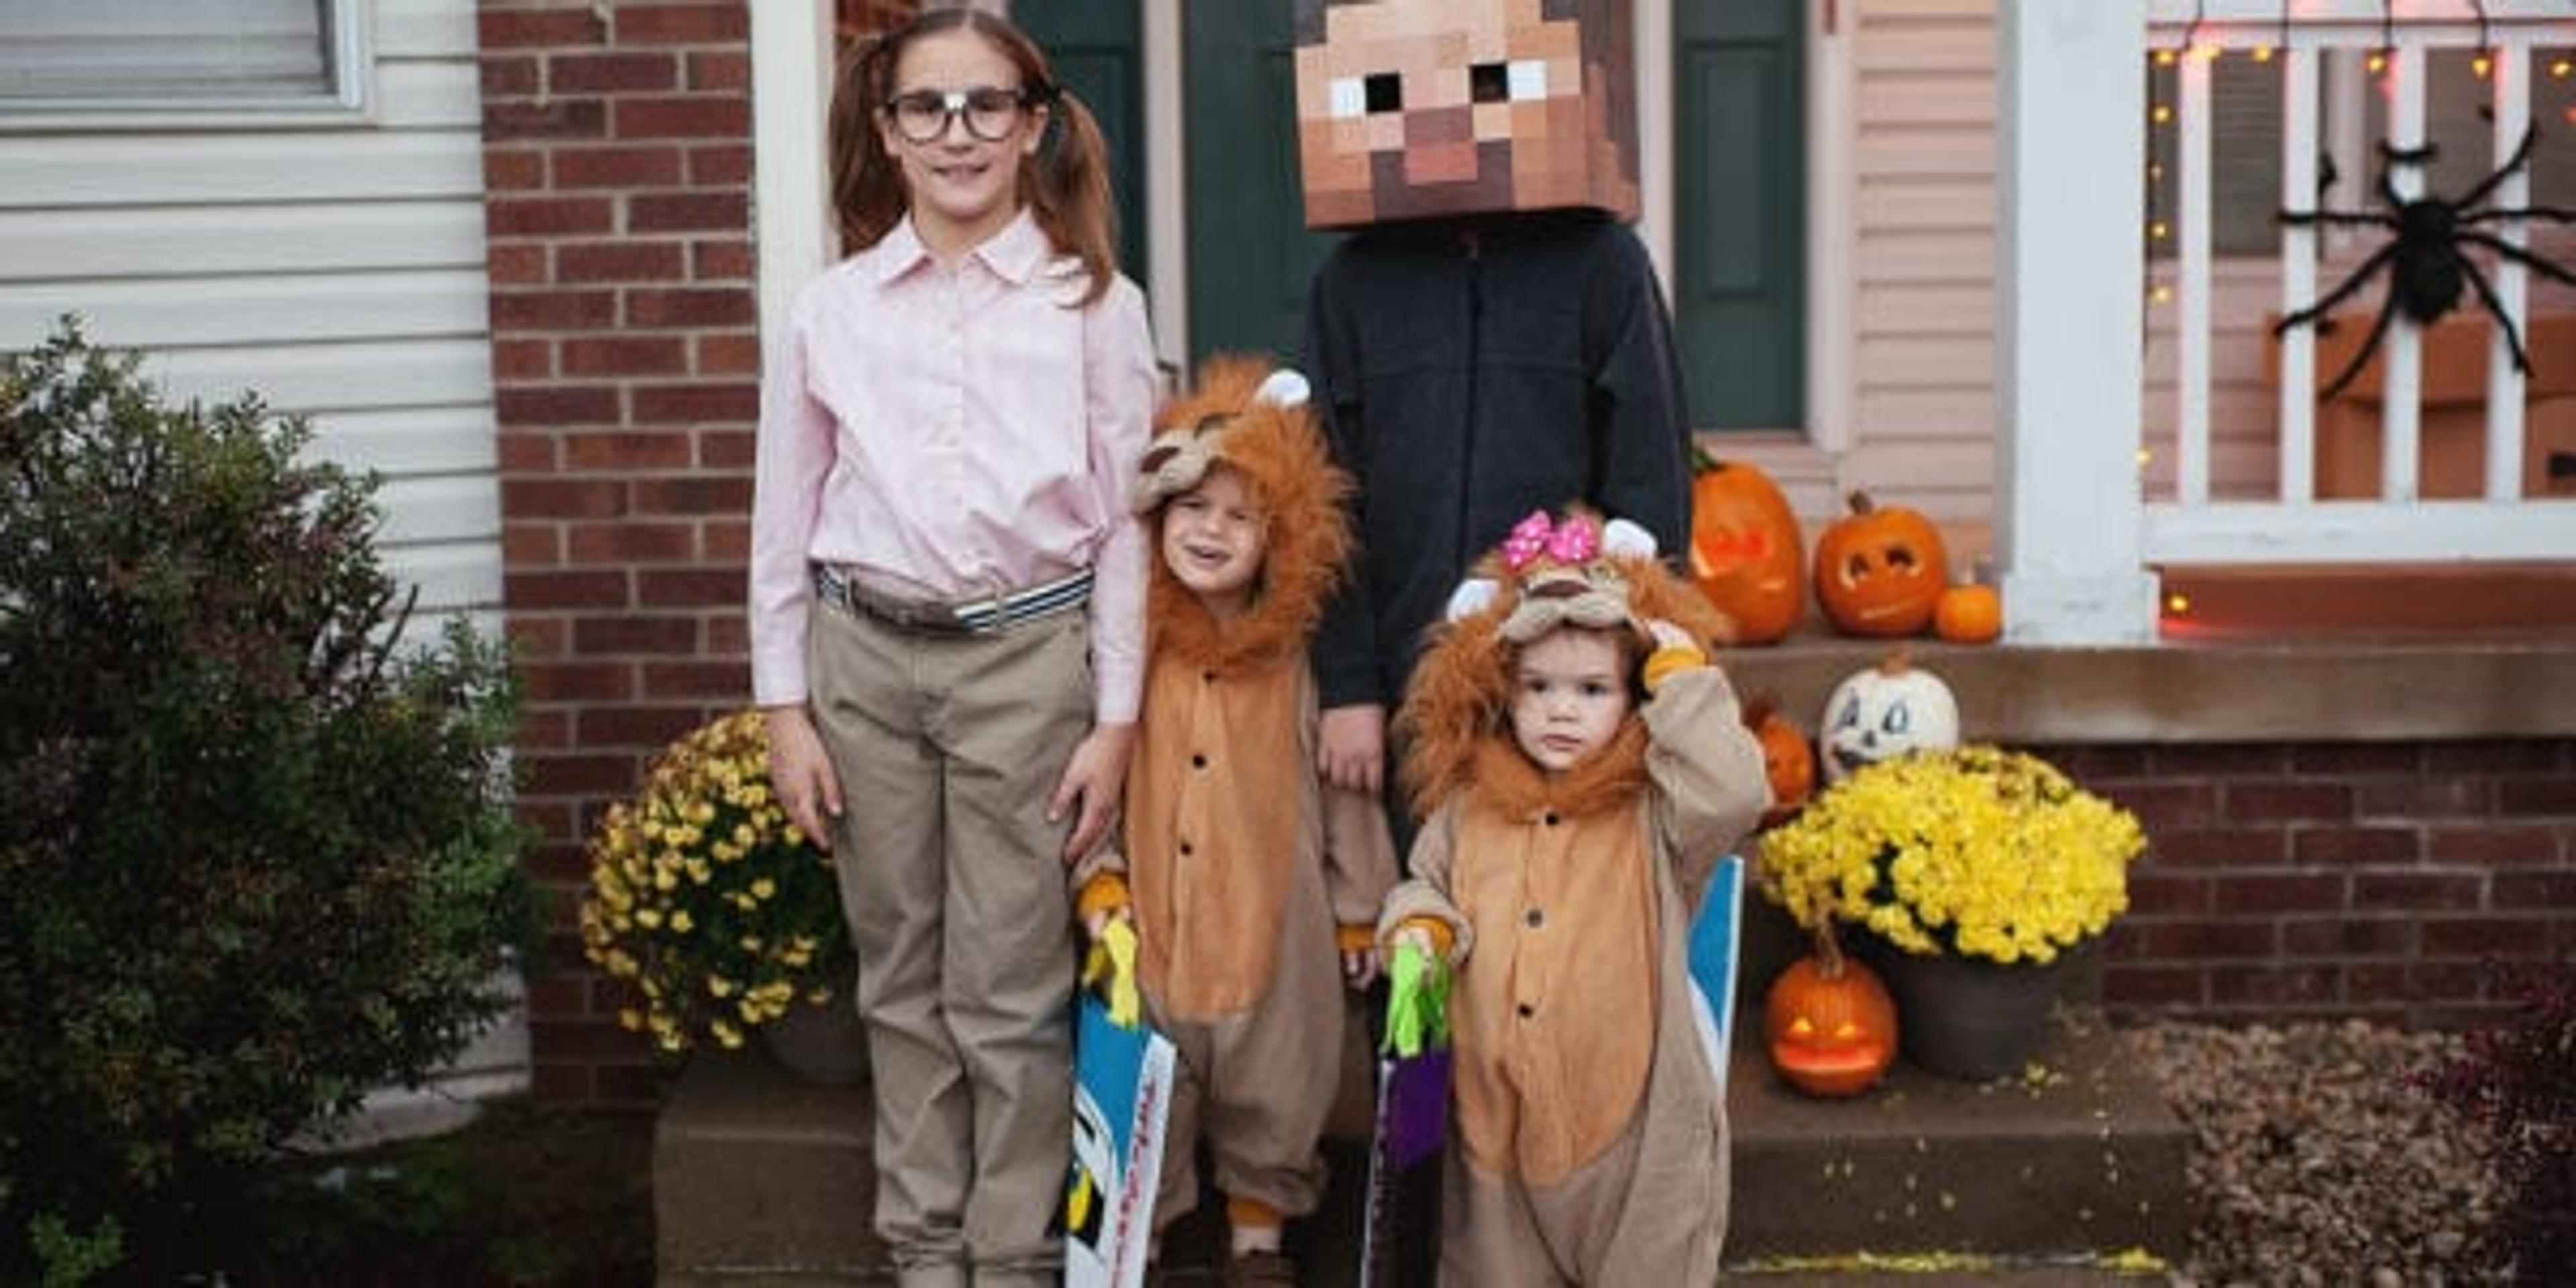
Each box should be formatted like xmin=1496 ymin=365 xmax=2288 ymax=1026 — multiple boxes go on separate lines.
xmin=749 ymin=212 xmax=1159 ymax=722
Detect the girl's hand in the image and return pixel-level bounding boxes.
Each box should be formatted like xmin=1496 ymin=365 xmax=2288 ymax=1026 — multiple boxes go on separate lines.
xmin=1342 ymin=945 xmax=1383 ymax=991
xmin=1049 ymin=722 xmax=1136 ymax=863
xmin=1390 ymin=924 xmax=1436 ymax=962
xmin=1645 ymin=618 xmax=1696 ymax=653
xmin=763 ymin=705 xmax=841 ymax=853
xmin=1318 ymin=703 xmax=1387 ymax=794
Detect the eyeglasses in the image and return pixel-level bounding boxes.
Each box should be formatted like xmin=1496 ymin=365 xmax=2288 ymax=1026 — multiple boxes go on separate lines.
xmin=883 ymin=86 xmax=1032 ymax=144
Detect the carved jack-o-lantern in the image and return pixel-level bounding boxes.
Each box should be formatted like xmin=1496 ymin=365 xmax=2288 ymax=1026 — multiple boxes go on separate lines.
xmin=1688 ymin=453 xmax=1805 ymax=645
xmin=1743 ymin=695 xmax=1815 ymax=827
xmin=1764 ymin=924 xmax=1897 ymax=1098
xmin=1813 ymin=490 xmax=1949 ymax=637
xmin=1819 ymin=650 xmax=1960 ymax=783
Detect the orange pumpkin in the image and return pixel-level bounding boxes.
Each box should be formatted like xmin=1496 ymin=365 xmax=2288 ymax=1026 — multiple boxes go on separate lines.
xmin=1743 ymin=695 xmax=1815 ymax=826
xmin=1687 ymin=451 xmax=1805 ymax=645
xmin=1813 ymin=490 xmax=1949 ymax=637
xmin=1933 ymin=583 xmax=2003 ymax=644
xmin=1764 ymin=924 xmax=1898 ymax=1097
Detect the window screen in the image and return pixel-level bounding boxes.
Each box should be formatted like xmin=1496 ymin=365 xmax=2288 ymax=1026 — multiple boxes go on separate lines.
xmin=0 ymin=1 xmax=338 ymax=104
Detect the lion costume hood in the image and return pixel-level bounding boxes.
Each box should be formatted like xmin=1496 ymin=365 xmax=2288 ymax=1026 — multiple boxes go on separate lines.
xmin=1397 ymin=509 xmax=1730 ymax=822
xmin=1133 ymin=355 xmax=1352 ymax=671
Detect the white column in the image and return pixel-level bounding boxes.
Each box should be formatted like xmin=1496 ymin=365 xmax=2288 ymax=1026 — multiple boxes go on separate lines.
xmin=1993 ymin=0 xmax=2160 ymax=643
xmin=751 ymin=1 xmax=838 ymax=356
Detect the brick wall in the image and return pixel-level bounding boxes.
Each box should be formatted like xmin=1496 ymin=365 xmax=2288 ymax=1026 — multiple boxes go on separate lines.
xmin=2075 ymin=739 xmax=2576 ymax=1030
xmin=478 ymin=0 xmax=916 ymax=1108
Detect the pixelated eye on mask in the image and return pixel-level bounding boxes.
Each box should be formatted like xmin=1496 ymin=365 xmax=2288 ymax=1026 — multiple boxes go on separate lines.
xmin=1291 ymin=0 xmax=1641 ymax=229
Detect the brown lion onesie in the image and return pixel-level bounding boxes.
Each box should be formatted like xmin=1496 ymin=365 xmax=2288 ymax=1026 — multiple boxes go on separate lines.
xmin=1077 ymin=356 xmax=1399 ymax=1246
xmin=1379 ymin=514 xmax=1768 ymax=1285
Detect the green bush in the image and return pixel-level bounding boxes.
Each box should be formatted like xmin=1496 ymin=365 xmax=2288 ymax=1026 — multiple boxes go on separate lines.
xmin=0 ymin=320 xmax=537 ymax=1284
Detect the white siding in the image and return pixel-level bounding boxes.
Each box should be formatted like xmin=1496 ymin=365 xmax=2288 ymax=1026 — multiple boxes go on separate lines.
xmin=0 ymin=0 xmax=499 ymax=618
xmin=0 ymin=0 xmax=514 ymax=1138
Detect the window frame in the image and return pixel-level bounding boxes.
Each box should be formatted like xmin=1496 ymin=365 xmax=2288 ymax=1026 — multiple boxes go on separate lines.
xmin=0 ymin=0 xmax=373 ymax=133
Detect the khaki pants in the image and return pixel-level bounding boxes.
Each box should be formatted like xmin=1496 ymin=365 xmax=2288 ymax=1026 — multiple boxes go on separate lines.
xmin=809 ymin=603 xmax=1091 ymax=1287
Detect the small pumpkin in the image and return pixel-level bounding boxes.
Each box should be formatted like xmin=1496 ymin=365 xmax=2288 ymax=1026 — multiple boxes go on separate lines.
xmin=1743 ymin=694 xmax=1815 ymax=827
xmin=1688 ymin=450 xmax=1805 ymax=644
xmin=1813 ymin=490 xmax=1949 ymax=637
xmin=1764 ymin=922 xmax=1898 ymax=1097
xmin=1819 ymin=648 xmax=1960 ymax=783
xmin=1933 ymin=582 xmax=2003 ymax=645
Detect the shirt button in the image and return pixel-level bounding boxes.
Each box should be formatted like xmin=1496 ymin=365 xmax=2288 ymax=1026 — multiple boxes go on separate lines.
xmin=1525 ymin=908 xmax=1544 ymax=928
xmin=1542 ymin=811 xmax=1560 ymax=827
xmin=1191 ymin=754 xmax=1208 ymax=770
xmin=1202 ymin=669 xmax=1218 ymax=684
xmin=1179 ymin=841 xmax=1194 ymax=857
xmin=1517 ymin=1002 xmax=1536 ymax=1018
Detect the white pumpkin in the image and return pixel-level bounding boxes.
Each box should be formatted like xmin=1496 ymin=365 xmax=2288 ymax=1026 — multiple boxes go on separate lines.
xmin=1819 ymin=652 xmax=1960 ymax=783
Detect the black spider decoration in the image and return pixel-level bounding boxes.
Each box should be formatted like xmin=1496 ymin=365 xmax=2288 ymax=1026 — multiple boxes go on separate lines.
xmin=2273 ymin=126 xmax=2576 ymax=400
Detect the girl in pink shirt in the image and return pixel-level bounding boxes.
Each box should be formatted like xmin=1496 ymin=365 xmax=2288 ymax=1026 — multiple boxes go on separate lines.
xmin=748 ymin=11 xmax=1158 ymax=1286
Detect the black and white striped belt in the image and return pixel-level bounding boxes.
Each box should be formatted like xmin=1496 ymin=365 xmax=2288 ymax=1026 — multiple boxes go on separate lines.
xmin=813 ymin=565 xmax=1092 ymax=636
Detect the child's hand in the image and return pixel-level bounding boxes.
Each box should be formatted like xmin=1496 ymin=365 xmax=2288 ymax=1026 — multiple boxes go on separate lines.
xmin=1342 ymin=944 xmax=1382 ymax=990
xmin=1389 ymin=924 xmax=1436 ymax=962
xmin=763 ymin=705 xmax=841 ymax=853
xmin=1084 ymin=902 xmax=1132 ymax=943
xmin=1318 ymin=703 xmax=1387 ymax=794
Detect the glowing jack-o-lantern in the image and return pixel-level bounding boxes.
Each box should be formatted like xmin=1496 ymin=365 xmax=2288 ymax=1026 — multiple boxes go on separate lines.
xmin=1764 ymin=924 xmax=1897 ymax=1098
xmin=1688 ymin=453 xmax=1805 ymax=645
xmin=1814 ymin=490 xmax=1949 ymax=637
xmin=1819 ymin=649 xmax=1960 ymax=784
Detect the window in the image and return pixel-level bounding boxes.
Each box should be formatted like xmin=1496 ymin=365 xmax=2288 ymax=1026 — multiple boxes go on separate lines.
xmin=0 ymin=1 xmax=364 ymax=117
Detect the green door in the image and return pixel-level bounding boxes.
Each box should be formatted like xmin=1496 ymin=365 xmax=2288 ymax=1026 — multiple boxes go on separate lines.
xmin=1015 ymin=1 xmax=1149 ymax=289
xmin=1182 ymin=2 xmax=1340 ymax=364
xmin=1676 ymin=1 xmax=1806 ymax=431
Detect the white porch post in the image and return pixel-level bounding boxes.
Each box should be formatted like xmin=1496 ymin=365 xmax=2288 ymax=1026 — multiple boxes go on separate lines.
xmin=1993 ymin=0 xmax=2159 ymax=644
xmin=751 ymin=1 xmax=838 ymax=353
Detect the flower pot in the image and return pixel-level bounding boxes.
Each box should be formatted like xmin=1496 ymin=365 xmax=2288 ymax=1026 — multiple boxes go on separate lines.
xmin=1865 ymin=941 xmax=2073 ymax=1081
xmin=759 ymin=991 xmax=870 ymax=1087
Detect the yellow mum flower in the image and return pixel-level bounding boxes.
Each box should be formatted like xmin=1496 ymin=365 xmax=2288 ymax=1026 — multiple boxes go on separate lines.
xmin=1758 ymin=746 xmax=2145 ymax=965
xmin=575 ymin=710 xmax=857 ymax=1059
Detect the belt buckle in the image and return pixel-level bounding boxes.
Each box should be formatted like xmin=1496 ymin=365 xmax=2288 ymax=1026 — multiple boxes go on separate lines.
xmin=957 ymin=594 xmax=1005 ymax=623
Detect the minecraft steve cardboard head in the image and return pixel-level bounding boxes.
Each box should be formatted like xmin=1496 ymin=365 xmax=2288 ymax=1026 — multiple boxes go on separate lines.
xmin=1293 ymin=0 xmax=1640 ymax=229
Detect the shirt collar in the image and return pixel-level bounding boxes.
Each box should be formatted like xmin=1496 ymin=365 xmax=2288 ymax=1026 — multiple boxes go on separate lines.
xmin=867 ymin=209 xmax=1049 ymax=286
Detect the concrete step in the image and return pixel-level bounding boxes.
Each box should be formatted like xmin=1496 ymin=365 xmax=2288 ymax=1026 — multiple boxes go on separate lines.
xmin=1726 ymin=1011 xmax=2191 ymax=1269
xmin=655 ymin=1011 xmax=2188 ymax=1283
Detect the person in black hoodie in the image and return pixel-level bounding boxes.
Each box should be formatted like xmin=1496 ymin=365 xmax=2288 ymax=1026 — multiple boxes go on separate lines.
xmin=1291 ymin=0 xmax=1695 ymax=849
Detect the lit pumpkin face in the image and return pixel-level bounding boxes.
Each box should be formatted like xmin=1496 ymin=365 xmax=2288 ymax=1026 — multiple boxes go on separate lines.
xmin=1814 ymin=490 xmax=1949 ymax=637
xmin=1688 ymin=455 xmax=1805 ymax=645
xmin=1764 ymin=952 xmax=1897 ymax=1097
xmin=1819 ymin=654 xmax=1960 ymax=783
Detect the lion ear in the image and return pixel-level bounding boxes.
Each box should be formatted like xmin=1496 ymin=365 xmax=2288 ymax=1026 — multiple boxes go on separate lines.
xmin=1601 ymin=517 xmax=1657 ymax=560
xmin=1443 ymin=578 xmax=1501 ymax=623
xmin=1253 ymin=368 xmax=1310 ymax=409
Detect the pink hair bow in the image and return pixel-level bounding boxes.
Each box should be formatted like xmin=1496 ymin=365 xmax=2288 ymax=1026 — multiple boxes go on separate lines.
xmin=1500 ymin=511 xmax=1599 ymax=572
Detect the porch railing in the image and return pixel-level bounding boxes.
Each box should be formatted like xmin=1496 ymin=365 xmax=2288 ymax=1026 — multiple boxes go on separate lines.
xmin=1993 ymin=1 xmax=2572 ymax=645
xmin=2142 ymin=0 xmax=2576 ymax=564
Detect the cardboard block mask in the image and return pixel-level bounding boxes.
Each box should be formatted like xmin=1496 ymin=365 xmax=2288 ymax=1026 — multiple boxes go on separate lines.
xmin=1293 ymin=0 xmax=1640 ymax=229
